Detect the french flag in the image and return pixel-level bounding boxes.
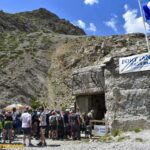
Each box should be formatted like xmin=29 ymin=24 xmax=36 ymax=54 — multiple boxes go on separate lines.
xmin=143 ymin=2 xmax=150 ymax=20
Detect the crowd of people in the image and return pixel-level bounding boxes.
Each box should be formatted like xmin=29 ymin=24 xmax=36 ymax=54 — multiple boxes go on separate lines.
xmin=0 ymin=106 xmax=94 ymax=147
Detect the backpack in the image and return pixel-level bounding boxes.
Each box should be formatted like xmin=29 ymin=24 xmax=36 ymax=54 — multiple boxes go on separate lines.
xmin=57 ymin=115 xmax=63 ymax=125
xmin=70 ymin=114 xmax=79 ymax=124
xmin=63 ymin=113 xmax=69 ymax=124
xmin=46 ymin=113 xmax=50 ymax=125
xmin=50 ymin=116 xmax=57 ymax=125
xmin=32 ymin=112 xmax=38 ymax=123
xmin=40 ymin=112 xmax=47 ymax=126
xmin=0 ymin=115 xmax=4 ymax=129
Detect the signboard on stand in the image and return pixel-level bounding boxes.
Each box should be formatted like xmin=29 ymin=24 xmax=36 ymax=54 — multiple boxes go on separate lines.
xmin=92 ymin=125 xmax=106 ymax=136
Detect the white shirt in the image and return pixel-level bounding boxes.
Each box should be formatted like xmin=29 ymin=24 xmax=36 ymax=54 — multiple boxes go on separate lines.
xmin=21 ymin=112 xmax=31 ymax=128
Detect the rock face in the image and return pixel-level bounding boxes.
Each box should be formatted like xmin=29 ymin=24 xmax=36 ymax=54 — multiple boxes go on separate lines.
xmin=0 ymin=31 xmax=51 ymax=107
xmin=0 ymin=8 xmax=84 ymax=108
xmin=0 ymin=8 xmax=85 ymax=35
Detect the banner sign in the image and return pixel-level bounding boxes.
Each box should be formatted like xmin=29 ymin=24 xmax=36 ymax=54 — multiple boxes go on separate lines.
xmin=92 ymin=125 xmax=106 ymax=136
xmin=119 ymin=53 xmax=150 ymax=74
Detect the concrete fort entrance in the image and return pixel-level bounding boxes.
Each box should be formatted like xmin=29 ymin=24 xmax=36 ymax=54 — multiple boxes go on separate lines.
xmin=72 ymin=65 xmax=106 ymax=119
xmin=90 ymin=94 xmax=106 ymax=120
xmin=72 ymin=55 xmax=150 ymax=131
xmin=76 ymin=93 xmax=106 ymax=120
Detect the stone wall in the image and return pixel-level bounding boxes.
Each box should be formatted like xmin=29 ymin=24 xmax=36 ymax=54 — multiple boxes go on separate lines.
xmin=72 ymin=65 xmax=104 ymax=95
xmin=104 ymin=58 xmax=150 ymax=130
xmin=76 ymin=95 xmax=90 ymax=113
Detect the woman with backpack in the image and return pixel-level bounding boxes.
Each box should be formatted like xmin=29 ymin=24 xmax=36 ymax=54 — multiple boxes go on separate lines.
xmin=56 ymin=111 xmax=64 ymax=140
xmin=2 ymin=111 xmax=14 ymax=144
xmin=37 ymin=107 xmax=47 ymax=146
xmin=49 ymin=111 xmax=58 ymax=140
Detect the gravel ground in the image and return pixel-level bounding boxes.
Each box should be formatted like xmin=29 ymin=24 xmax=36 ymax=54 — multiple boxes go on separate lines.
xmin=2 ymin=130 xmax=150 ymax=150
xmin=23 ymin=140 xmax=150 ymax=150
xmin=23 ymin=141 xmax=150 ymax=150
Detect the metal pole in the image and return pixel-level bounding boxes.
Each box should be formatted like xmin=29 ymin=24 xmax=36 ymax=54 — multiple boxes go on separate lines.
xmin=138 ymin=0 xmax=150 ymax=52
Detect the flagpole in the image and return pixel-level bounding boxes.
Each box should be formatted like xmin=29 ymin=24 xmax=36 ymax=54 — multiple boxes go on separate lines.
xmin=138 ymin=0 xmax=150 ymax=52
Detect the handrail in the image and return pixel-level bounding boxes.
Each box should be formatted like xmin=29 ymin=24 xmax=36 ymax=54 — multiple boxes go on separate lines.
xmin=90 ymin=120 xmax=105 ymax=123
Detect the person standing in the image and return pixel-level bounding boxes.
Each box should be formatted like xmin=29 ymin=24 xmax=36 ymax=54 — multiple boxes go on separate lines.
xmin=37 ymin=107 xmax=47 ymax=146
xmin=49 ymin=111 xmax=58 ymax=140
xmin=12 ymin=107 xmax=17 ymax=137
xmin=2 ymin=111 xmax=13 ymax=144
xmin=63 ymin=109 xmax=69 ymax=139
xmin=56 ymin=111 xmax=64 ymax=140
xmin=21 ymin=107 xmax=33 ymax=146
xmin=69 ymin=110 xmax=81 ymax=140
xmin=85 ymin=110 xmax=94 ymax=138
xmin=0 ymin=111 xmax=4 ymax=142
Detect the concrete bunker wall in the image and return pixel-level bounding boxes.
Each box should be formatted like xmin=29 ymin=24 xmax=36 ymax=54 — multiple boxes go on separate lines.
xmin=72 ymin=66 xmax=104 ymax=95
xmin=72 ymin=57 xmax=150 ymax=131
xmin=72 ymin=66 xmax=106 ymax=120
xmin=105 ymin=58 xmax=150 ymax=130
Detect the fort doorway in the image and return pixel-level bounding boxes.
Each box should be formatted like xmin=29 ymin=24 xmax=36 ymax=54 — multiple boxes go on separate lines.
xmin=89 ymin=94 xmax=106 ymax=120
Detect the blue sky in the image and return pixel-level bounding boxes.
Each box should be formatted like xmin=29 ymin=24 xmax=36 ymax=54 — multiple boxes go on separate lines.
xmin=0 ymin=0 xmax=150 ymax=36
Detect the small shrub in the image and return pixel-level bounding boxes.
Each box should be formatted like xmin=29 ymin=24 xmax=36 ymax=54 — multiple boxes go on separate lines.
xmin=99 ymin=135 xmax=113 ymax=143
xmin=31 ymin=99 xmax=42 ymax=109
xmin=112 ymin=130 xmax=122 ymax=137
xmin=64 ymin=38 xmax=68 ymax=43
xmin=117 ymin=136 xmax=130 ymax=142
xmin=134 ymin=128 xmax=142 ymax=133
xmin=61 ymin=104 xmax=66 ymax=112
xmin=135 ymin=138 xmax=143 ymax=142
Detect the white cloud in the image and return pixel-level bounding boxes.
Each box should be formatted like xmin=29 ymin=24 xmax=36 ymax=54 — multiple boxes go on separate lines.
xmin=75 ymin=20 xmax=97 ymax=34
xmin=104 ymin=15 xmax=118 ymax=32
xmin=124 ymin=4 xmax=128 ymax=11
xmin=84 ymin=0 xmax=99 ymax=5
xmin=123 ymin=4 xmax=150 ymax=33
xmin=87 ymin=23 xmax=97 ymax=32
xmin=77 ymin=20 xmax=86 ymax=29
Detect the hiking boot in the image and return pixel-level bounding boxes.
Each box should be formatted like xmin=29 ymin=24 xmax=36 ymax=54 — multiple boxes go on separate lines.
xmin=28 ymin=143 xmax=34 ymax=147
xmin=37 ymin=142 xmax=43 ymax=146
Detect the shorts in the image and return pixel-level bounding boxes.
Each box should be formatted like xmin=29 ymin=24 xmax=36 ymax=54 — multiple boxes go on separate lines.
xmin=22 ymin=128 xmax=31 ymax=135
xmin=4 ymin=122 xmax=13 ymax=130
xmin=40 ymin=126 xmax=46 ymax=129
xmin=48 ymin=125 xmax=51 ymax=130
xmin=51 ymin=125 xmax=57 ymax=130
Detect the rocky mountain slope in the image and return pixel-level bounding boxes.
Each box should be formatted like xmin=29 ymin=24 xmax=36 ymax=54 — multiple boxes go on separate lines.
xmin=0 ymin=9 xmax=148 ymax=109
xmin=0 ymin=8 xmax=85 ymax=35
